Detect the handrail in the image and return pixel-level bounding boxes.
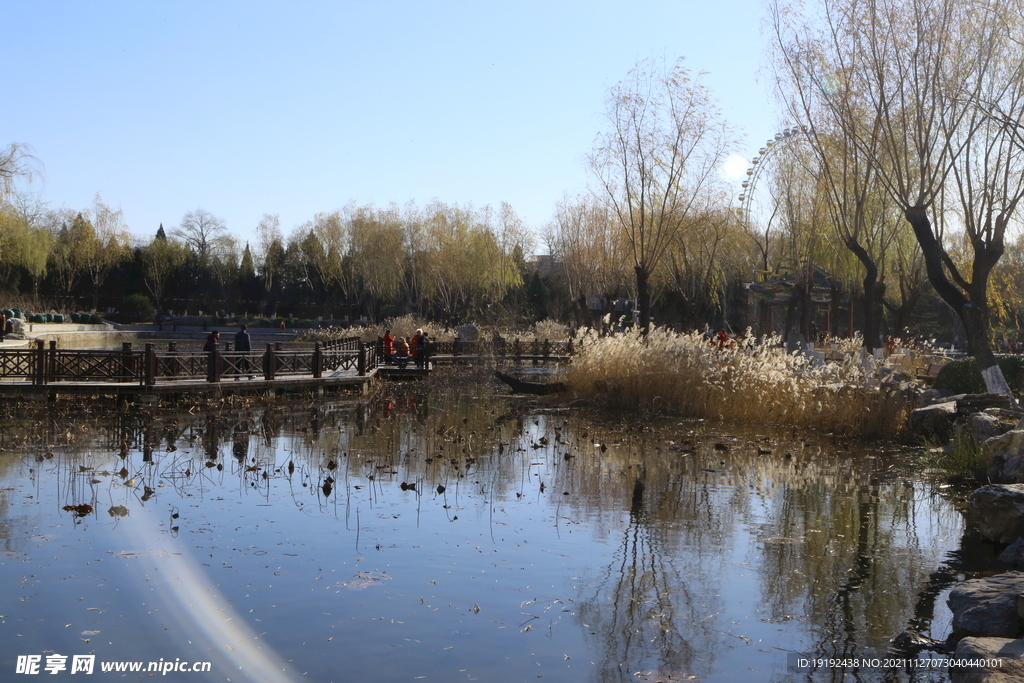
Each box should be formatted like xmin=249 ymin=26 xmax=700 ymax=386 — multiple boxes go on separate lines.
xmin=0 ymin=339 xmax=380 ymax=385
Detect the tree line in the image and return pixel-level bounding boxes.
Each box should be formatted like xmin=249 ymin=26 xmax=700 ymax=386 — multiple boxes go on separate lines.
xmin=4 ymin=0 xmax=1024 ymax=395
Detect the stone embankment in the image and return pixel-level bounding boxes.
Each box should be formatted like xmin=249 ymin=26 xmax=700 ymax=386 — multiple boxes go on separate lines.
xmin=908 ymin=390 xmax=1024 ymax=681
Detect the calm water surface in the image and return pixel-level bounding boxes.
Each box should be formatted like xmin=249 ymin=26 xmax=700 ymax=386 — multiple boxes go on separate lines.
xmin=0 ymin=377 xmax=967 ymax=682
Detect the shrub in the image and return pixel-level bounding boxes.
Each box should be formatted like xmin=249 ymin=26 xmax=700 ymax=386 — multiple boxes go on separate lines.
xmin=933 ymin=357 xmax=1024 ymax=395
xmin=90 ymin=313 xmax=103 ymax=325
xmin=117 ymin=294 xmax=157 ymax=323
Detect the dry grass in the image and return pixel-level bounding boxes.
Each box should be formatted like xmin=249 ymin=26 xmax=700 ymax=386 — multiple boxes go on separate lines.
xmin=500 ymin=318 xmax=571 ymax=343
xmin=567 ymin=327 xmax=911 ymax=437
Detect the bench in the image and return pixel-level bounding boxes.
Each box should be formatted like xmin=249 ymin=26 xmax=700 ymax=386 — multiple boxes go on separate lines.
xmin=916 ymin=363 xmax=944 ymax=383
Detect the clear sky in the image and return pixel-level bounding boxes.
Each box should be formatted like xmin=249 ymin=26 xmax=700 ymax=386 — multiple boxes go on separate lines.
xmin=4 ymin=0 xmax=780 ymax=248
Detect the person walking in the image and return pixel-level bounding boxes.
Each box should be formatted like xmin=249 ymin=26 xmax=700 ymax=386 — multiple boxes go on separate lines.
xmin=235 ymin=325 xmax=252 ymax=378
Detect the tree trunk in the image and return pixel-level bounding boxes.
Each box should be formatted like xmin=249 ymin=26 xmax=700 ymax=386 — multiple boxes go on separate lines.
xmin=844 ymin=236 xmax=883 ymax=353
xmin=635 ymin=264 xmax=652 ymax=332
xmin=904 ymin=206 xmax=1011 ymax=397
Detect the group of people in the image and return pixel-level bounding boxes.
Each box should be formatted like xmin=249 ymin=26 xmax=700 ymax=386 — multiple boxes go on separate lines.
xmin=382 ymin=329 xmax=429 ymax=369
xmin=203 ymin=326 xmax=254 ymax=379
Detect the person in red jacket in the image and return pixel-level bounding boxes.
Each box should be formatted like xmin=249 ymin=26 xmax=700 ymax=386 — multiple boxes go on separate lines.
xmin=383 ymin=329 xmax=395 ymax=364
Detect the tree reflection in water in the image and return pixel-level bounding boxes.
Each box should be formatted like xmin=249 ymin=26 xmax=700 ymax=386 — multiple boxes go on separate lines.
xmin=0 ymin=384 xmax=968 ymax=683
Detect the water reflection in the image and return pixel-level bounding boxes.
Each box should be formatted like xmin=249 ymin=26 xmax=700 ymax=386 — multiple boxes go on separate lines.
xmin=0 ymin=383 xmax=966 ymax=682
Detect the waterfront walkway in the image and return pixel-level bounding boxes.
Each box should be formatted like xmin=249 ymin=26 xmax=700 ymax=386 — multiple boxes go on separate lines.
xmin=0 ymin=334 xmax=570 ymax=399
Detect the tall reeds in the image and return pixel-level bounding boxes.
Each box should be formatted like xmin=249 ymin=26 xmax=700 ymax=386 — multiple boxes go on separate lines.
xmin=567 ymin=328 xmax=910 ymax=437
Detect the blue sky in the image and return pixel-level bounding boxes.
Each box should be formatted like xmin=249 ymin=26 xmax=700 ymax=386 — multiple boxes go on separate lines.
xmin=4 ymin=0 xmax=778 ymax=248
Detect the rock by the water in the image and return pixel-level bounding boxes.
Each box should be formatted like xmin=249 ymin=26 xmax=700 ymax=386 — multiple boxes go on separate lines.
xmin=970 ymin=485 xmax=1024 ymax=543
xmin=948 ymin=571 xmax=1024 ymax=638
xmin=998 ymin=538 xmax=1024 ymax=570
xmin=950 ymin=637 xmax=1024 ymax=683
xmin=973 ymin=413 xmax=1006 ymax=442
xmin=908 ymin=401 xmax=957 ymax=439
xmin=973 ymin=408 xmax=1022 ymax=442
xmin=985 ymin=432 xmax=1024 ymax=484
xmin=891 ymin=629 xmax=944 ymax=653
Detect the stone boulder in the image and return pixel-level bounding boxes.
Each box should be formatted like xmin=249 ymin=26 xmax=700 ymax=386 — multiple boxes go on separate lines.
xmin=948 ymin=571 xmax=1024 ymax=638
xmin=908 ymin=401 xmax=957 ymax=439
xmin=917 ymin=387 xmax=954 ymax=408
xmin=998 ymin=538 xmax=1024 ymax=570
xmin=955 ymin=394 xmax=1020 ymax=416
xmin=986 ymin=433 xmax=1024 ymax=484
xmin=973 ymin=409 xmax=1024 ymax=442
xmin=969 ymin=485 xmax=1024 ymax=543
xmin=950 ymin=637 xmax=1024 ymax=683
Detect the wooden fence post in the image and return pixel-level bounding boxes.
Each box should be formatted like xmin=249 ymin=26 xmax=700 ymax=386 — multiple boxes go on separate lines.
xmin=35 ymin=339 xmax=46 ymax=385
xmin=265 ymin=344 xmax=275 ymax=380
xmin=207 ymin=346 xmax=221 ymax=382
xmin=49 ymin=341 xmax=58 ymax=382
xmin=358 ymin=343 xmax=367 ymax=376
xmin=313 ymin=342 xmax=322 ymax=379
xmin=144 ymin=343 xmax=155 ymax=386
xmin=120 ymin=342 xmax=132 ymax=382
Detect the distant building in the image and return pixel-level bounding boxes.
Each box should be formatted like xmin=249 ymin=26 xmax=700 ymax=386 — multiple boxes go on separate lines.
xmin=744 ymin=265 xmax=850 ymax=337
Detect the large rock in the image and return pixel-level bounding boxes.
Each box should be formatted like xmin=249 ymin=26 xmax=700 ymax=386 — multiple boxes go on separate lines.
xmin=917 ymin=388 xmax=954 ymax=408
xmin=986 ymin=433 xmax=1024 ymax=484
xmin=908 ymin=401 xmax=957 ymax=439
xmin=956 ymin=394 xmax=1020 ymax=415
xmin=950 ymin=637 xmax=1024 ymax=683
xmin=998 ymin=538 xmax=1024 ymax=570
xmin=973 ymin=409 xmax=1024 ymax=441
xmin=948 ymin=571 xmax=1024 ymax=638
xmin=970 ymin=485 xmax=1024 ymax=543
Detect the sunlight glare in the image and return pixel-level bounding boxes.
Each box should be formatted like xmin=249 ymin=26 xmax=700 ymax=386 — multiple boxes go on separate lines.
xmin=720 ymin=153 xmax=749 ymax=182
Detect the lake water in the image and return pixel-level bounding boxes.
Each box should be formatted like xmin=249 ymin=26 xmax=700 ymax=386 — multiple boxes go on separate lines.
xmin=0 ymin=374 xmax=970 ymax=682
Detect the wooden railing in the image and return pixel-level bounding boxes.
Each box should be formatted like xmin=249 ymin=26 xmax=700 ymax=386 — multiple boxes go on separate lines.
xmin=2 ymin=338 xmax=378 ymax=386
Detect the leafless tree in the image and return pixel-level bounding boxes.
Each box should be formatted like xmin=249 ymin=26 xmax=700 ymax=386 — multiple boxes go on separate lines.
xmin=773 ymin=0 xmax=1024 ymax=395
xmin=172 ymin=208 xmax=228 ymax=263
xmin=590 ymin=56 xmax=735 ymax=331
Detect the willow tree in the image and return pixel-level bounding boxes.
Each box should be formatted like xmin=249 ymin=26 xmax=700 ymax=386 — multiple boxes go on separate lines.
xmin=347 ymin=204 xmax=406 ymax=319
xmin=141 ymin=228 xmax=187 ymax=313
xmin=84 ymin=195 xmax=132 ymax=311
xmin=590 ymin=56 xmax=734 ymax=331
xmin=774 ymin=0 xmax=1024 ymax=395
xmin=0 ymin=143 xmax=36 ymax=198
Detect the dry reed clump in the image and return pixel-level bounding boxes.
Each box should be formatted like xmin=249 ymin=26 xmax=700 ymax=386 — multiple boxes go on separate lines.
xmin=567 ymin=327 xmax=910 ymax=437
xmin=367 ymin=315 xmax=455 ymax=342
xmin=500 ymin=318 xmax=571 ymax=343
